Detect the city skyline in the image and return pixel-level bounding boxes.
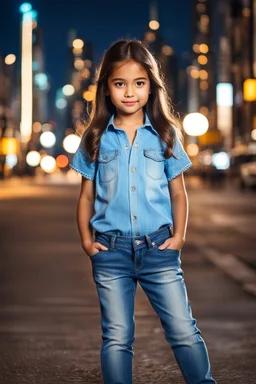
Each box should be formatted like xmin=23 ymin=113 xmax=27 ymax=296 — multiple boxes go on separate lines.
xmin=1 ymin=0 xmax=192 ymax=99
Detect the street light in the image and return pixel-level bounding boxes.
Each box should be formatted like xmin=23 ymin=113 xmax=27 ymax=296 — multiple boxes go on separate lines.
xmin=183 ymin=113 xmax=209 ymax=136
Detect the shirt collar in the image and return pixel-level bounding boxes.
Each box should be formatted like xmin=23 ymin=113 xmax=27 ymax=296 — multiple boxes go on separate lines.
xmin=106 ymin=113 xmax=159 ymax=136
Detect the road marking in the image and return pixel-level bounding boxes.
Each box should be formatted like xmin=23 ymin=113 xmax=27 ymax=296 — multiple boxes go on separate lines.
xmin=189 ymin=234 xmax=256 ymax=298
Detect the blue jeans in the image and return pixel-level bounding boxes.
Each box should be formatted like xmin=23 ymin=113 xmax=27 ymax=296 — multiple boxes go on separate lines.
xmin=90 ymin=226 xmax=216 ymax=384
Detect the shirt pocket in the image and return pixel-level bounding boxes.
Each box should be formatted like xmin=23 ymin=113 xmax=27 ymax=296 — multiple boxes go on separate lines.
xmin=98 ymin=150 xmax=119 ymax=183
xmin=144 ymin=149 xmax=165 ymax=180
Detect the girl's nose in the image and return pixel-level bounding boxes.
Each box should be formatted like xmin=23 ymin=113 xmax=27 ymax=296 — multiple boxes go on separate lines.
xmin=124 ymin=86 xmax=134 ymax=98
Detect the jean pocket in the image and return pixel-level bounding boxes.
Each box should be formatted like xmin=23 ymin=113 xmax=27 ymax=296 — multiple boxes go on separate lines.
xmin=89 ymin=250 xmax=108 ymax=260
xmin=98 ymin=150 xmax=118 ymax=183
xmin=157 ymin=247 xmax=181 ymax=255
xmin=144 ymin=149 xmax=165 ymax=180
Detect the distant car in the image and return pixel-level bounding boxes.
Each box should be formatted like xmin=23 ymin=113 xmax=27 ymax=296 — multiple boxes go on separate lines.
xmin=239 ymin=154 xmax=256 ymax=188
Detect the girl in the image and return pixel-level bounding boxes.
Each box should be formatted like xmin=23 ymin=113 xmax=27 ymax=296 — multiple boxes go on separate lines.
xmin=70 ymin=39 xmax=216 ymax=384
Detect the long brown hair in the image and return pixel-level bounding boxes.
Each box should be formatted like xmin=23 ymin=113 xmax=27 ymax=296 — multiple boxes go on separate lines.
xmin=83 ymin=39 xmax=182 ymax=162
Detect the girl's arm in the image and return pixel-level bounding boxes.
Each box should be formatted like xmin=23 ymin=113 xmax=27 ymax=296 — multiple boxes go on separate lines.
xmin=158 ymin=173 xmax=188 ymax=250
xmin=77 ymin=177 xmax=108 ymax=256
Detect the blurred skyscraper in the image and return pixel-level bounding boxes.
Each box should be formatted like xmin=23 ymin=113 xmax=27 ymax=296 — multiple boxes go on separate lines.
xmin=54 ymin=30 xmax=95 ymax=156
xmin=218 ymin=0 xmax=256 ymax=153
xmin=32 ymin=26 xmax=49 ymax=125
xmin=188 ymin=0 xmax=218 ymax=150
xmin=143 ymin=0 xmax=179 ymax=107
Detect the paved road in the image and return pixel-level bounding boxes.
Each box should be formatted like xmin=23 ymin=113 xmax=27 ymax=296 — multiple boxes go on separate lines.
xmin=0 ymin=176 xmax=256 ymax=383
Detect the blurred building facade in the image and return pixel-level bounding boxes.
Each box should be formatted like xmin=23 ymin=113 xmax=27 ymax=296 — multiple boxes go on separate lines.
xmin=188 ymin=0 xmax=219 ymax=150
xmin=54 ymin=30 xmax=95 ymax=156
xmin=143 ymin=0 xmax=179 ymax=107
xmin=0 ymin=55 xmax=20 ymax=178
xmin=218 ymin=0 xmax=256 ymax=154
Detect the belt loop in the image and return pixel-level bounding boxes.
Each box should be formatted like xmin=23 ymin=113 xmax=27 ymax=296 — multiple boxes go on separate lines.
xmin=145 ymin=234 xmax=153 ymax=250
xmin=109 ymin=235 xmax=117 ymax=252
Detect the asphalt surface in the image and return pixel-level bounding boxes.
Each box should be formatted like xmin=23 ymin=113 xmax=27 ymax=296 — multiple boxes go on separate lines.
xmin=0 ymin=175 xmax=256 ymax=383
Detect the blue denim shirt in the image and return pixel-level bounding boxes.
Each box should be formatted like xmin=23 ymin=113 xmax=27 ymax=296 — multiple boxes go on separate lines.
xmin=70 ymin=114 xmax=192 ymax=236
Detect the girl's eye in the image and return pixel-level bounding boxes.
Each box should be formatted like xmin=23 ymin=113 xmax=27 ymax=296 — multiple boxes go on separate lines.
xmin=115 ymin=82 xmax=125 ymax=87
xmin=136 ymin=81 xmax=145 ymax=87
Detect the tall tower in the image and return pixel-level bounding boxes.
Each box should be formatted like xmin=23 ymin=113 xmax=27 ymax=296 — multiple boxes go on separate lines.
xmin=144 ymin=0 xmax=179 ymax=104
xmin=191 ymin=0 xmax=216 ymax=131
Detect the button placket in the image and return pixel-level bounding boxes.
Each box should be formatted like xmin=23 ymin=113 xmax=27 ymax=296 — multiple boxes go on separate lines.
xmin=129 ymin=133 xmax=140 ymax=236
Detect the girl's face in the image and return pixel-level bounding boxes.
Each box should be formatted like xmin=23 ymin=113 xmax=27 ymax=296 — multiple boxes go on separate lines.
xmin=107 ymin=60 xmax=151 ymax=117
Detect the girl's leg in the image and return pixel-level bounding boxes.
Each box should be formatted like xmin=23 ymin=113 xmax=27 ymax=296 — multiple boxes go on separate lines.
xmin=138 ymin=247 xmax=216 ymax=384
xmin=91 ymin=249 xmax=137 ymax=384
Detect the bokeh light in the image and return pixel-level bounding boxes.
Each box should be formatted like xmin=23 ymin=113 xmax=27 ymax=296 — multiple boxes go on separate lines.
xmin=73 ymin=48 xmax=83 ymax=56
xmin=56 ymin=99 xmax=67 ymax=109
xmin=62 ymin=84 xmax=75 ymax=96
xmin=33 ymin=121 xmax=42 ymax=132
xmin=63 ymin=134 xmax=81 ymax=153
xmin=40 ymin=131 xmax=56 ymax=148
xmin=162 ymin=45 xmax=174 ymax=56
xmin=192 ymin=44 xmax=200 ymax=53
xmin=26 ymin=151 xmax=41 ymax=167
xmin=183 ymin=113 xmax=209 ymax=136
xmin=200 ymin=44 xmax=209 ymax=54
xmin=149 ymin=20 xmax=160 ymax=30
xmin=212 ymin=152 xmax=230 ymax=170
xmin=83 ymin=90 xmax=94 ymax=101
xmin=187 ymin=143 xmax=199 ymax=157
xmin=251 ymin=129 xmax=256 ymax=141
xmin=198 ymin=55 xmax=208 ymax=65
xmin=40 ymin=155 xmax=56 ymax=173
xmin=34 ymin=73 xmax=48 ymax=90
xmin=199 ymin=70 xmax=208 ymax=80
xmin=19 ymin=2 xmax=32 ymax=13
xmin=144 ymin=31 xmax=156 ymax=43
xmin=200 ymin=80 xmax=209 ymax=90
xmin=80 ymin=68 xmax=90 ymax=79
xmin=72 ymin=39 xmax=84 ymax=49
xmin=74 ymin=59 xmax=84 ymax=70
xmin=56 ymin=155 xmax=69 ymax=168
xmin=191 ymin=68 xmax=200 ymax=79
xmin=6 ymin=154 xmax=18 ymax=168
xmin=199 ymin=106 xmax=209 ymax=116
xmin=41 ymin=123 xmax=52 ymax=131
xmin=5 ymin=54 xmax=16 ymax=65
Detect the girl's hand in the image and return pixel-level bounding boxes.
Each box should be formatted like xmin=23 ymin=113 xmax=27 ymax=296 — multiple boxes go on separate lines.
xmin=82 ymin=241 xmax=108 ymax=257
xmin=158 ymin=234 xmax=184 ymax=251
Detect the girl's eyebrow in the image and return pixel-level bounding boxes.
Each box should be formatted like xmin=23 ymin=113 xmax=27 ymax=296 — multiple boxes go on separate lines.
xmin=111 ymin=77 xmax=148 ymax=82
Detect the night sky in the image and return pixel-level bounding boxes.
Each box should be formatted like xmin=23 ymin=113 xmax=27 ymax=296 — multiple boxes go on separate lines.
xmin=1 ymin=0 xmax=192 ymax=104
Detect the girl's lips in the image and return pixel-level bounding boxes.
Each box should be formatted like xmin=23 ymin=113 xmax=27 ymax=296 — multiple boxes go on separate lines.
xmin=122 ymin=101 xmax=138 ymax=105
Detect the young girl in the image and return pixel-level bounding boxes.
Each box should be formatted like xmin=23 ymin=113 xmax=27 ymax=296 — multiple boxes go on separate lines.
xmin=70 ymin=39 xmax=216 ymax=384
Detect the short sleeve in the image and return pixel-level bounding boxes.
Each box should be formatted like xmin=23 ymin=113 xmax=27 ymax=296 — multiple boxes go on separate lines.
xmin=69 ymin=133 xmax=96 ymax=180
xmin=165 ymin=130 xmax=192 ymax=181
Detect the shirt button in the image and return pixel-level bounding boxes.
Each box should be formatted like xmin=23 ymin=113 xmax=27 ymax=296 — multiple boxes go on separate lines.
xmin=132 ymin=215 xmax=137 ymax=220
xmin=136 ymin=232 xmax=140 ymax=236
xmin=131 ymin=186 xmax=136 ymax=191
xmin=131 ymin=167 xmax=136 ymax=172
xmin=125 ymin=146 xmax=129 ymax=150
xmin=134 ymin=240 xmax=141 ymax=245
xmin=134 ymin=143 xmax=138 ymax=148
